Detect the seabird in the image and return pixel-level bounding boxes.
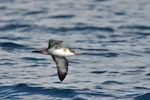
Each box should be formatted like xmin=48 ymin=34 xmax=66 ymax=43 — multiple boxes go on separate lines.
xmin=32 ymin=39 xmax=77 ymax=81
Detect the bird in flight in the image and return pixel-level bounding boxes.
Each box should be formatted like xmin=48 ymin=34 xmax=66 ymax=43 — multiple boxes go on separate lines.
xmin=32 ymin=39 xmax=77 ymax=81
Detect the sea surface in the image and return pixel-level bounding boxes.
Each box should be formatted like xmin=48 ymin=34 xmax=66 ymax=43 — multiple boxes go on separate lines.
xmin=0 ymin=0 xmax=150 ymax=100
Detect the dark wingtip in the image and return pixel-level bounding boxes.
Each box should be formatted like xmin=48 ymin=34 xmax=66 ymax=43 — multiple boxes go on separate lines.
xmin=60 ymin=79 xmax=64 ymax=82
xmin=59 ymin=76 xmax=65 ymax=82
xmin=58 ymin=73 xmax=67 ymax=81
xmin=32 ymin=50 xmax=42 ymax=53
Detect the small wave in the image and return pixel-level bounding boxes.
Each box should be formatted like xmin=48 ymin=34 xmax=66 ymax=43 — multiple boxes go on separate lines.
xmin=134 ymin=87 xmax=149 ymax=90
xmin=108 ymin=40 xmax=127 ymax=43
xmin=49 ymin=14 xmax=75 ymax=19
xmin=47 ymin=26 xmax=114 ymax=32
xmin=22 ymin=57 xmax=46 ymax=61
xmin=0 ymin=42 xmax=27 ymax=50
xmin=82 ymin=52 xmax=119 ymax=57
xmin=76 ymin=48 xmax=109 ymax=51
xmin=0 ymin=36 xmax=26 ymax=40
xmin=101 ymin=52 xmax=119 ymax=57
xmin=0 ymin=83 xmax=80 ymax=99
xmin=95 ymin=86 xmax=103 ymax=89
xmin=102 ymin=80 xmax=124 ymax=85
xmin=23 ymin=10 xmax=47 ymax=15
xmin=123 ymin=32 xmax=150 ymax=39
xmin=145 ymin=73 xmax=150 ymax=76
xmin=79 ymin=90 xmax=113 ymax=97
xmin=123 ymin=52 xmax=142 ymax=57
xmin=91 ymin=71 xmax=107 ymax=74
xmin=0 ymin=6 xmax=6 ymax=10
xmin=12 ymin=83 xmax=78 ymax=98
xmin=5 ymin=24 xmax=114 ymax=33
xmin=96 ymin=34 xmax=106 ymax=38
xmin=109 ymin=71 xmax=119 ymax=74
xmin=82 ymin=53 xmax=102 ymax=56
xmin=134 ymin=32 xmax=150 ymax=36
xmin=0 ymin=24 xmax=31 ymax=31
xmin=115 ymin=12 xmax=126 ymax=16
xmin=122 ymin=70 xmax=144 ymax=75
xmin=0 ymin=62 xmax=17 ymax=66
xmin=134 ymin=93 xmax=150 ymax=100
xmin=119 ymin=25 xmax=150 ymax=30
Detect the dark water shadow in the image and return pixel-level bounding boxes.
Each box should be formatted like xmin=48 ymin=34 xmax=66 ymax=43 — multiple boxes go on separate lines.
xmin=0 ymin=42 xmax=33 ymax=51
xmin=0 ymin=83 xmax=78 ymax=99
xmin=134 ymin=93 xmax=150 ymax=100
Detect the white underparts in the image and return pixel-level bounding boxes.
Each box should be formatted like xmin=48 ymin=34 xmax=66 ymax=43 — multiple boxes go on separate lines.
xmin=48 ymin=47 xmax=74 ymax=57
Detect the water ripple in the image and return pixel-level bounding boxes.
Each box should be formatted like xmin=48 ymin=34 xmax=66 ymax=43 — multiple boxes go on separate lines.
xmin=0 ymin=24 xmax=31 ymax=31
xmin=0 ymin=42 xmax=27 ymax=50
xmin=0 ymin=83 xmax=78 ymax=99
xmin=49 ymin=14 xmax=75 ymax=19
xmin=47 ymin=26 xmax=114 ymax=32
xmin=23 ymin=10 xmax=47 ymax=15
xmin=0 ymin=36 xmax=26 ymax=40
xmin=91 ymin=71 xmax=107 ymax=74
xmin=119 ymin=25 xmax=150 ymax=30
xmin=102 ymin=81 xmax=124 ymax=85
xmin=22 ymin=57 xmax=46 ymax=61
xmin=134 ymin=93 xmax=150 ymax=100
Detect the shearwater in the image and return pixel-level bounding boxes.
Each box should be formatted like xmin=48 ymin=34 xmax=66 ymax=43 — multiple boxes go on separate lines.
xmin=32 ymin=39 xmax=78 ymax=81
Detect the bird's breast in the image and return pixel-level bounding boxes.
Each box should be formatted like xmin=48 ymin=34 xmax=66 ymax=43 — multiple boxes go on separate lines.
xmin=49 ymin=48 xmax=75 ymax=57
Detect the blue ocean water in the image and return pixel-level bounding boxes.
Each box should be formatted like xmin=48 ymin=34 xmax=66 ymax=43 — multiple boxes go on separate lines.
xmin=0 ymin=0 xmax=150 ymax=100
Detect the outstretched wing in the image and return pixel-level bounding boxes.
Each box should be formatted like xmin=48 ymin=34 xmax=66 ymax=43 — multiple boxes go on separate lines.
xmin=51 ymin=56 xmax=68 ymax=81
xmin=48 ymin=40 xmax=63 ymax=49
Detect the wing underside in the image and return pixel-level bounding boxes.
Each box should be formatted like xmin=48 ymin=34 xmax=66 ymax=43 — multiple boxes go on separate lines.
xmin=51 ymin=56 xmax=68 ymax=81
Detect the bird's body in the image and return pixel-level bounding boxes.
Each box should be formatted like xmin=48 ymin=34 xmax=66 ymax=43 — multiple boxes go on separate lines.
xmin=48 ymin=46 xmax=75 ymax=57
xmin=32 ymin=39 xmax=77 ymax=81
